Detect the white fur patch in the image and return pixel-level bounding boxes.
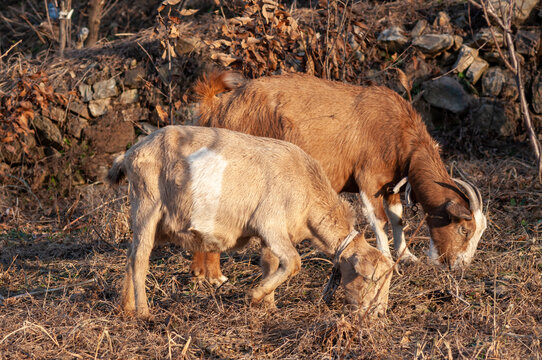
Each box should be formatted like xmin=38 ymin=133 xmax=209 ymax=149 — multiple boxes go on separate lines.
xmin=385 ymin=202 xmax=406 ymax=251
xmin=455 ymin=208 xmax=487 ymax=267
xmin=187 ymin=147 xmax=228 ymax=234
xmin=426 ymin=237 xmax=439 ymax=265
xmin=361 ymin=192 xmax=391 ymax=258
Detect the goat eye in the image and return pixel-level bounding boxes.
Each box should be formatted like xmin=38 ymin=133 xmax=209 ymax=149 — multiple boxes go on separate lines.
xmin=458 ymin=226 xmax=469 ymax=237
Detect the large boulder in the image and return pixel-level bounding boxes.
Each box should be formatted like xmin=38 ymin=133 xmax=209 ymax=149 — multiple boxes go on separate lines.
xmin=422 ymin=76 xmax=471 ymax=114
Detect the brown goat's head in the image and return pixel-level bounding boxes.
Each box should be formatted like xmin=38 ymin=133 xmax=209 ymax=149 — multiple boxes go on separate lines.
xmin=339 ymin=235 xmax=393 ymax=317
xmin=426 ymin=179 xmax=487 ymax=269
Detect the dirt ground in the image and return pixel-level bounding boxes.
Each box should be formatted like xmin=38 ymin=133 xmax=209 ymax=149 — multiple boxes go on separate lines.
xmin=1 ymin=151 xmax=541 ymax=359
xmin=1 ymin=0 xmax=541 ymax=358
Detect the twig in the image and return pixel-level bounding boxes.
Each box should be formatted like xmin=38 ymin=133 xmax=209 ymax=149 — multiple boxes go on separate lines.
xmin=19 ymin=14 xmax=46 ymax=44
xmin=1 ymin=278 xmax=96 ymax=303
xmin=62 ymin=195 xmax=127 ymax=231
xmin=181 ymin=336 xmax=191 ymax=358
xmin=0 ymin=40 xmax=22 ymax=62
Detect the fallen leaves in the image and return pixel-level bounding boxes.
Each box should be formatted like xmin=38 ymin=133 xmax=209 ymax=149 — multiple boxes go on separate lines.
xmin=0 ymin=71 xmax=57 ymax=157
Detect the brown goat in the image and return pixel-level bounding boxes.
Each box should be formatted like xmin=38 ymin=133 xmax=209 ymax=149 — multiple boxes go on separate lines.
xmin=190 ymin=72 xmax=486 ymax=284
xmin=107 ymin=125 xmax=392 ymax=318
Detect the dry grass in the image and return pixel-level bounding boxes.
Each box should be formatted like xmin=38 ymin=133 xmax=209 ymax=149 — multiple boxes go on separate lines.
xmin=1 ymin=156 xmax=541 ymax=359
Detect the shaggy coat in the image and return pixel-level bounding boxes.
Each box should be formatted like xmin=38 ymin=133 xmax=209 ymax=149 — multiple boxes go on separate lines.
xmin=191 ymin=72 xmax=486 ymax=283
xmin=107 ymin=125 xmax=392 ymax=318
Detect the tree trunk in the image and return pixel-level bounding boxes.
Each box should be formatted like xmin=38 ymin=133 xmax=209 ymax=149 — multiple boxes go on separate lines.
xmin=87 ymin=0 xmax=104 ymax=47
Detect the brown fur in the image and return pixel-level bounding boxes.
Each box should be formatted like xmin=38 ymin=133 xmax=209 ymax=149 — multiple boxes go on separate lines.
xmin=107 ymin=125 xmax=391 ymax=318
xmin=192 ymin=72 xmax=486 ymax=273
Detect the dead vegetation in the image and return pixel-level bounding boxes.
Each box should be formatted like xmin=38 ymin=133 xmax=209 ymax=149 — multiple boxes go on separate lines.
xmin=0 ymin=156 xmax=541 ymax=359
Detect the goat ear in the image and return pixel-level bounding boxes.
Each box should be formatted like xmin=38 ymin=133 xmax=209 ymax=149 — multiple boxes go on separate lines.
xmin=445 ymin=201 xmax=472 ymax=221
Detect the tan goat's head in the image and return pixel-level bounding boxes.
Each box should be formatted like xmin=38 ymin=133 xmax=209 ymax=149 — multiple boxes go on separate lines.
xmin=338 ymin=235 xmax=393 ymax=318
xmin=426 ymin=179 xmax=487 ymax=270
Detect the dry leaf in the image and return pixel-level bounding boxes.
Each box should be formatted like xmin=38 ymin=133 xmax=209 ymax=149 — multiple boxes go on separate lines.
xmin=262 ymin=4 xmax=276 ymax=24
xmin=230 ymin=17 xmax=253 ymax=26
xmin=396 ymin=68 xmax=412 ymax=101
xmin=179 ymin=9 xmax=199 ymax=16
xmin=155 ymin=105 xmax=169 ymax=123
xmin=211 ymin=53 xmax=241 ymax=66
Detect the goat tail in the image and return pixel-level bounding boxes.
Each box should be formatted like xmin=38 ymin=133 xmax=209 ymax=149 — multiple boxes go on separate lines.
xmin=106 ymin=154 xmax=126 ymax=185
xmin=194 ymin=71 xmax=246 ymax=105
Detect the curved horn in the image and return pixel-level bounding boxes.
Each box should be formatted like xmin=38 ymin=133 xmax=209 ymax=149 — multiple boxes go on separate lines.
xmin=453 ymin=178 xmax=481 ymax=212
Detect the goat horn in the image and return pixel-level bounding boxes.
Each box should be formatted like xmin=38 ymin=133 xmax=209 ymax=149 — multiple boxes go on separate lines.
xmin=453 ymin=178 xmax=481 ymax=212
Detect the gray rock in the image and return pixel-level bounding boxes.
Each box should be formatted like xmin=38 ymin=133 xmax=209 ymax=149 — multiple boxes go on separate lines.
xmin=33 ymin=115 xmax=63 ymax=147
xmin=471 ymin=99 xmax=516 ymax=136
xmin=89 ymin=98 xmax=111 ymax=117
xmin=488 ymin=0 xmax=539 ymax=23
xmin=125 ymin=66 xmax=146 ymax=88
xmin=533 ymin=75 xmax=542 ymax=114
xmin=68 ymin=102 xmax=90 ymax=119
xmin=466 ymin=57 xmax=489 ymax=84
xmin=471 ymin=28 xmax=503 ymax=48
xmin=92 ymin=78 xmax=118 ymax=100
xmin=411 ymin=20 xmax=427 ymax=38
xmin=67 ymin=117 xmax=89 ymax=139
xmin=483 ymin=51 xmax=505 ymax=65
xmin=423 ymin=76 xmax=470 ymax=114
xmin=120 ymin=89 xmax=139 ymax=105
xmin=482 ymin=67 xmax=505 ymax=97
xmin=515 ymin=30 xmax=540 ymax=57
xmin=78 ymin=84 xmax=93 ymax=102
xmin=412 ymin=34 xmax=454 ymax=55
xmin=453 ymin=45 xmax=478 ymax=73
xmin=501 ymin=71 xmax=518 ymax=101
xmin=42 ymin=106 xmax=66 ymax=124
xmin=453 ymin=35 xmax=463 ymax=51
xmin=378 ymin=27 xmax=409 ymax=52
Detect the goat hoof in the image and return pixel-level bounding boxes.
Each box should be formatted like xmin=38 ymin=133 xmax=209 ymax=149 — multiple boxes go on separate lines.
xmin=399 ymin=253 xmax=419 ymax=266
xmin=207 ymin=274 xmax=228 ymax=287
xmin=250 ymin=287 xmax=267 ymax=306
xmin=135 ymin=308 xmax=152 ymax=320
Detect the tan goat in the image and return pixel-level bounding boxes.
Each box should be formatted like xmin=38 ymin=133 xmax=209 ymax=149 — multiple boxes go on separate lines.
xmin=107 ymin=125 xmax=392 ymax=318
xmin=189 ymin=72 xmax=487 ymax=284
